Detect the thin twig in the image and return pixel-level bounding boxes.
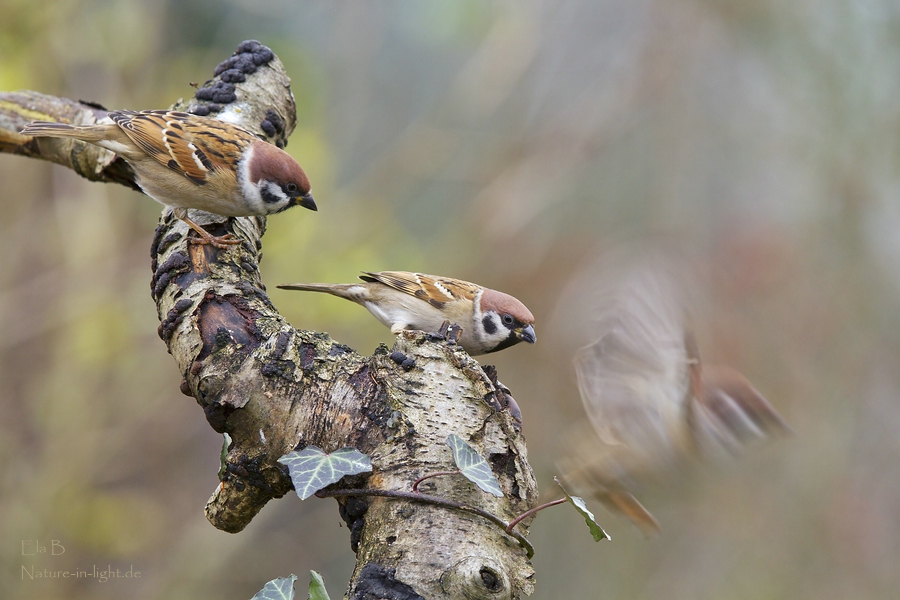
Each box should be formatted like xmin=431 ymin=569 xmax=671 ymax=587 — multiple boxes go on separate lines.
xmin=316 ymin=487 xmax=535 ymax=559
xmin=506 ymin=497 xmax=567 ymax=533
xmin=411 ymin=470 xmax=458 ymax=493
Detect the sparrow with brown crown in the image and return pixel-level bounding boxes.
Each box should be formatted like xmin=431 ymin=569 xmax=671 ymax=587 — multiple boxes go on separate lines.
xmin=21 ymin=110 xmax=316 ymax=248
xmin=278 ymin=271 xmax=536 ymax=356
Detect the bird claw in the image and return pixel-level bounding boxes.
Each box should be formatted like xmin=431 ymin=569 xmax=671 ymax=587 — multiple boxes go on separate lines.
xmin=446 ymin=323 xmax=462 ymax=345
xmin=430 ymin=320 xmax=462 ymax=345
xmin=482 ymin=365 xmax=522 ymax=426
xmin=188 ymin=233 xmax=242 ymax=250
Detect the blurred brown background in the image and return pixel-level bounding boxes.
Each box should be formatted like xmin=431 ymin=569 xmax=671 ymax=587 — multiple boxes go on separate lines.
xmin=2 ymin=1 xmax=898 ymax=598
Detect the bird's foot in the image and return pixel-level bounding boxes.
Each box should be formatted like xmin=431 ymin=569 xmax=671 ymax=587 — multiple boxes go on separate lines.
xmin=431 ymin=320 xmax=462 ymax=345
xmin=175 ymin=210 xmax=241 ymax=250
xmin=482 ymin=364 xmax=523 ymax=427
xmin=188 ymin=232 xmax=241 ymax=249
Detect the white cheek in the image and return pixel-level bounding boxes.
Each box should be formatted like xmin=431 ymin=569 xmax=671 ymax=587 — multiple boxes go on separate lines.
xmin=492 ymin=317 xmax=518 ymax=348
xmin=262 ymin=181 xmax=292 ymax=211
xmin=237 ymin=150 xmax=268 ymax=214
xmin=477 ymin=313 xmax=501 ymax=343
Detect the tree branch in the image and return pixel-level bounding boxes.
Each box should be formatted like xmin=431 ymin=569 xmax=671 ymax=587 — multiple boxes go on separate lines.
xmin=0 ymin=91 xmax=138 ymax=189
xmin=1 ymin=40 xmax=538 ymax=599
xmin=316 ymin=488 xmax=535 ymax=559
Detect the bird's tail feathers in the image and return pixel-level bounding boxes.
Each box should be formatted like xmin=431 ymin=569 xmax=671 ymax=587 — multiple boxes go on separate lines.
xmin=20 ymin=121 xmax=108 ymax=142
xmin=595 ymin=489 xmax=660 ymax=536
xmin=688 ymin=365 xmax=792 ymax=458
xmin=276 ymin=282 xmax=368 ymax=301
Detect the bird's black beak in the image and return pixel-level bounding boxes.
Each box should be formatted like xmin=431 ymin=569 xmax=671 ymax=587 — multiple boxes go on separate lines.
xmin=515 ymin=324 xmax=536 ymax=344
xmin=296 ymin=193 xmax=317 ymax=211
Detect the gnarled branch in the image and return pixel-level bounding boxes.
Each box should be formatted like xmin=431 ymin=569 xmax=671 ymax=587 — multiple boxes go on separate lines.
xmin=0 ymin=40 xmax=537 ymax=599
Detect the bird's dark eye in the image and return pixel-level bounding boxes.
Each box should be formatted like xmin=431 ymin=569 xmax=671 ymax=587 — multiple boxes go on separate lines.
xmin=285 ymin=182 xmax=299 ymax=195
xmin=502 ymin=314 xmax=514 ymax=326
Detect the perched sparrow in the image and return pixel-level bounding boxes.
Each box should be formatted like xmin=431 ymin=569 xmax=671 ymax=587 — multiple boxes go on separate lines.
xmin=558 ymin=258 xmax=789 ymax=535
xmin=21 ymin=110 xmax=316 ymax=248
xmin=277 ymin=271 xmax=536 ymax=355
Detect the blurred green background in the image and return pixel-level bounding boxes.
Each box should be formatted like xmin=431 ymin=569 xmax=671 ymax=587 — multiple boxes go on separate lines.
xmin=2 ymin=1 xmax=899 ymax=598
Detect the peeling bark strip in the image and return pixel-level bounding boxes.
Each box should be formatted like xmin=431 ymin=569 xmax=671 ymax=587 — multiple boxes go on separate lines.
xmin=0 ymin=41 xmax=539 ymax=598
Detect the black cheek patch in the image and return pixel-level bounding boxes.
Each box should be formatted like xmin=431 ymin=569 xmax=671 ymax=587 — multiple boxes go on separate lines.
xmin=482 ymin=315 xmax=497 ymax=335
xmin=260 ymin=185 xmax=282 ymax=204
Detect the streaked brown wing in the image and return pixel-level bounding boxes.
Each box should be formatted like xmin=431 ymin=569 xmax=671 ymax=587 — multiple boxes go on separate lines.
xmin=175 ymin=114 xmax=258 ymax=166
xmin=109 ymin=110 xmax=169 ymax=160
xmin=429 ymin=275 xmax=480 ymax=302
xmin=360 ymin=271 xmax=479 ymax=307
xmin=110 ymin=110 xmax=254 ymax=186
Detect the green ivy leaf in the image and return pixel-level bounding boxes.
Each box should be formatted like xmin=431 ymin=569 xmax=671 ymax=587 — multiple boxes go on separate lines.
xmin=218 ymin=433 xmax=232 ymax=480
xmin=446 ymin=434 xmax=503 ymax=497
xmin=278 ymin=446 xmax=373 ymax=500
xmin=555 ymin=477 xmax=610 ymax=542
xmin=308 ymin=570 xmax=330 ymax=600
xmin=251 ymin=574 xmax=297 ymax=600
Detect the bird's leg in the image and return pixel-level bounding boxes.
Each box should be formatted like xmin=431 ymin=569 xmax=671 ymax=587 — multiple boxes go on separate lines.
xmin=429 ymin=320 xmax=462 ymax=345
xmin=172 ymin=208 xmax=241 ymax=249
xmin=445 ymin=323 xmax=462 ymax=345
xmin=436 ymin=320 xmax=451 ymax=339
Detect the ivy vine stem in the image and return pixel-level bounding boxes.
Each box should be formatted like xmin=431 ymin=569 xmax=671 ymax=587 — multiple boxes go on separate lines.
xmin=315 ymin=487 xmax=535 ymax=559
xmin=505 ymin=498 xmax=567 ymax=533
xmin=411 ymin=470 xmax=459 ymax=493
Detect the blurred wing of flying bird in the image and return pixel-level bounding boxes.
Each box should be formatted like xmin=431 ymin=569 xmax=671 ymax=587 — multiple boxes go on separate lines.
xmin=558 ymin=253 xmax=790 ymax=535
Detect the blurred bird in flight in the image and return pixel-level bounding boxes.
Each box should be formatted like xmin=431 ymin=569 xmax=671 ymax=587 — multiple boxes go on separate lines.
xmin=557 ymin=252 xmax=790 ymax=535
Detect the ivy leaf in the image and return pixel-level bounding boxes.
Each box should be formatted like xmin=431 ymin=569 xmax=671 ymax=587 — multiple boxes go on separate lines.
xmin=446 ymin=434 xmax=503 ymax=497
xmin=218 ymin=433 xmax=232 ymax=480
xmin=278 ymin=446 xmax=373 ymax=500
xmin=307 ymin=570 xmax=330 ymax=600
xmin=251 ymin=574 xmax=297 ymax=600
xmin=555 ymin=477 xmax=611 ymax=542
